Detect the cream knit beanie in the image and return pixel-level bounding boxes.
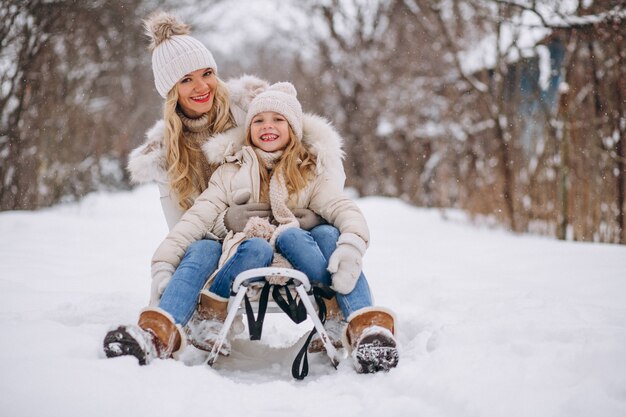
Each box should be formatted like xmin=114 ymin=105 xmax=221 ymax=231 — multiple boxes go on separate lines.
xmin=143 ymin=11 xmax=217 ymax=98
xmin=245 ymin=82 xmax=303 ymax=140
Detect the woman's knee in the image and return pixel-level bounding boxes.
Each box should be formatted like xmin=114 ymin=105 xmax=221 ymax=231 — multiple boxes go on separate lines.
xmin=241 ymin=238 xmax=273 ymax=261
xmin=310 ymin=224 xmax=340 ymax=243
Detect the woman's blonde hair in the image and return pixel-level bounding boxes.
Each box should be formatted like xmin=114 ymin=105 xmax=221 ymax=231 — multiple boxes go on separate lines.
xmin=245 ymin=125 xmax=317 ymax=202
xmin=163 ymin=77 xmax=235 ymax=210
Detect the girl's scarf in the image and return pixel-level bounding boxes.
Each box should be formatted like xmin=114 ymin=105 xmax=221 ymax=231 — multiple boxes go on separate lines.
xmin=253 ymin=148 xmax=300 ymax=246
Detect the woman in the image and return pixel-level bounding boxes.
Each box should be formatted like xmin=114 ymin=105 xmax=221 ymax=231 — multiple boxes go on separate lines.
xmin=103 ymin=12 xmax=347 ymax=363
xmin=150 ymin=83 xmax=399 ymax=373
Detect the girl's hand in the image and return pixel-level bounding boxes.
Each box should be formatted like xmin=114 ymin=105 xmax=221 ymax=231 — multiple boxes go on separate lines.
xmin=224 ymin=202 xmax=271 ymax=233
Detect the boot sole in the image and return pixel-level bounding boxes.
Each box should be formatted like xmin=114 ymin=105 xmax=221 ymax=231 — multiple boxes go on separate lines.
xmin=354 ymin=333 xmax=399 ymax=373
xmin=103 ymin=326 xmax=148 ymax=365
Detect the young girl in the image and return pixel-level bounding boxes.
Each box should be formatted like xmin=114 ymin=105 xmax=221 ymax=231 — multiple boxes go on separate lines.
xmin=150 ymin=82 xmax=399 ymax=373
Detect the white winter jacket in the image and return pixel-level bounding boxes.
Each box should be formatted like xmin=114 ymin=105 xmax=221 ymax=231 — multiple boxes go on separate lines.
xmin=151 ymin=143 xmax=369 ymax=276
xmin=126 ymin=75 xmax=346 ymax=230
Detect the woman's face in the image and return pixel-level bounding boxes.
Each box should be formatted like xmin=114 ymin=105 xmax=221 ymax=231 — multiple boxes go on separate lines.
xmin=250 ymin=111 xmax=291 ymax=153
xmin=176 ymin=68 xmax=217 ymax=118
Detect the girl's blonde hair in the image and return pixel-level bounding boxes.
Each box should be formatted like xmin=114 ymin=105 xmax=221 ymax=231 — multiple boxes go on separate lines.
xmin=163 ymin=77 xmax=235 ymax=210
xmin=245 ymin=124 xmax=317 ymax=202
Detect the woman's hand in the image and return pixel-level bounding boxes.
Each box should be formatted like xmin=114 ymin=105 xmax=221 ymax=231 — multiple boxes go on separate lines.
xmin=149 ymin=262 xmax=175 ymax=306
xmin=327 ymin=233 xmax=367 ymax=294
xmin=292 ymin=208 xmax=325 ymax=230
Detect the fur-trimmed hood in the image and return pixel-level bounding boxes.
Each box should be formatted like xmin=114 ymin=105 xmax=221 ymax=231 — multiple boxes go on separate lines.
xmin=127 ymin=74 xmax=345 ymax=185
xmin=201 ymin=113 xmax=345 ymax=176
xmin=127 ymin=119 xmax=169 ymax=184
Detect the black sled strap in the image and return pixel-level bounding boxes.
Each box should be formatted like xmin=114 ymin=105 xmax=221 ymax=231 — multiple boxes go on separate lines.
xmin=244 ymin=281 xmax=271 ymax=340
xmin=292 ymin=327 xmax=317 ymax=379
xmin=291 ymin=286 xmax=331 ymax=380
xmin=272 ymin=284 xmax=308 ymax=324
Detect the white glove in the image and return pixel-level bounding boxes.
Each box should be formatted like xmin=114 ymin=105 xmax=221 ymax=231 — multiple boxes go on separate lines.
xmin=149 ymin=262 xmax=175 ymax=306
xmin=327 ymin=233 xmax=367 ymax=294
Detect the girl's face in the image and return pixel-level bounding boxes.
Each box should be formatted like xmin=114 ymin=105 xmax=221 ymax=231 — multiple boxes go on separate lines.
xmin=250 ymin=111 xmax=291 ymax=152
xmin=176 ymin=68 xmax=217 ymax=118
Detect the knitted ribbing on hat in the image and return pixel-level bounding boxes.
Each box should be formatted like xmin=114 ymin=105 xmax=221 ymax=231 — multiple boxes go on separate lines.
xmin=254 ymin=149 xmax=300 ymax=246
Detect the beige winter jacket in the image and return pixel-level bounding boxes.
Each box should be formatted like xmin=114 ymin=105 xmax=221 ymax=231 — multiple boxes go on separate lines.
xmin=151 ymin=142 xmax=369 ymax=276
xmin=126 ymin=75 xmax=346 ymax=231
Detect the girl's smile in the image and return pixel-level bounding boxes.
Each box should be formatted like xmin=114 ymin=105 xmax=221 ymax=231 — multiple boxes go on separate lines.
xmin=250 ymin=112 xmax=291 ymax=152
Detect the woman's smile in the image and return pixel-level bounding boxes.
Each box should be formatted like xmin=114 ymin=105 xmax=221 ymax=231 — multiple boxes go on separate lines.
xmin=191 ymin=91 xmax=212 ymax=103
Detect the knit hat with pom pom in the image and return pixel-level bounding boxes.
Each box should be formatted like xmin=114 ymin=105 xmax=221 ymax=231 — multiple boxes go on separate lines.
xmin=143 ymin=11 xmax=217 ymax=98
xmin=245 ymin=82 xmax=303 ymax=140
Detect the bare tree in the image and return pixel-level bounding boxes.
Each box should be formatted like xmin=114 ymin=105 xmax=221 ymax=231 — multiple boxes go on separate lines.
xmin=0 ymin=0 xmax=160 ymax=210
xmin=293 ymin=0 xmax=451 ymax=205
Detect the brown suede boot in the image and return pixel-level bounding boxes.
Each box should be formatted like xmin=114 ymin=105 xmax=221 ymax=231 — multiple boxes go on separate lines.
xmin=103 ymin=307 xmax=184 ymax=365
xmin=344 ymin=307 xmax=399 ymax=373
xmin=187 ymin=290 xmax=231 ymax=355
xmin=309 ymin=296 xmax=345 ymax=353
xmin=138 ymin=308 xmax=183 ymax=357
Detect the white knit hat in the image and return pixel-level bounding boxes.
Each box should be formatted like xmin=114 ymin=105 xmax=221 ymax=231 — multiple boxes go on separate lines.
xmin=245 ymin=82 xmax=303 ymax=140
xmin=144 ymin=11 xmax=217 ymax=98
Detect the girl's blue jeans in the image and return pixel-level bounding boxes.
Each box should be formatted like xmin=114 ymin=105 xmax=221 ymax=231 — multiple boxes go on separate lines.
xmin=275 ymin=225 xmax=373 ymax=318
xmin=158 ymin=239 xmax=222 ymax=325
xmin=208 ymin=237 xmax=275 ymax=298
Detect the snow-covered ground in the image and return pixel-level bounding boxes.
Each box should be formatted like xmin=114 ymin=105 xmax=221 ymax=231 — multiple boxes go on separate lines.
xmin=1 ymin=185 xmax=625 ymax=417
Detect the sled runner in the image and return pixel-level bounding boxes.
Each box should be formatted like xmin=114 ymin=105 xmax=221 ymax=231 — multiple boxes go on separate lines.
xmin=206 ymin=267 xmax=341 ymax=379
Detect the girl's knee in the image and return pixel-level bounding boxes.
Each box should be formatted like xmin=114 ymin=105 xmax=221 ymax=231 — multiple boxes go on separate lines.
xmin=275 ymin=227 xmax=307 ymax=249
xmin=242 ymin=238 xmax=273 ymax=261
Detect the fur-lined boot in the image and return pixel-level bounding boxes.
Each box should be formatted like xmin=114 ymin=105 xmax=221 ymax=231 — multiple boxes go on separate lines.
xmin=343 ymin=307 xmax=399 ymax=373
xmin=187 ymin=290 xmax=231 ymax=356
xmin=309 ymin=296 xmax=345 ymax=353
xmin=103 ymin=307 xmax=185 ymax=365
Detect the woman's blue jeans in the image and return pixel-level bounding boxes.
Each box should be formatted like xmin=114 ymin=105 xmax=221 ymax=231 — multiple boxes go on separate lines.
xmin=158 ymin=239 xmax=222 ymax=325
xmin=275 ymin=225 xmax=373 ymax=318
xmin=208 ymin=238 xmax=274 ymax=299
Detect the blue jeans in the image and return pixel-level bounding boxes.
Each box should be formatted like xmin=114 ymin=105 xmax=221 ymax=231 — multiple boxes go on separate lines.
xmin=275 ymin=225 xmax=373 ymax=318
xmin=159 ymin=239 xmax=221 ymax=325
xmin=209 ymin=238 xmax=274 ymax=298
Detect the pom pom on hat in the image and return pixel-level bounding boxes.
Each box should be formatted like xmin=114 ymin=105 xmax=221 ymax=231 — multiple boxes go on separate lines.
xmin=269 ymin=82 xmax=297 ymax=96
xmin=143 ymin=11 xmax=217 ymax=98
xmin=143 ymin=11 xmax=191 ymax=50
xmin=245 ymin=82 xmax=303 ymax=140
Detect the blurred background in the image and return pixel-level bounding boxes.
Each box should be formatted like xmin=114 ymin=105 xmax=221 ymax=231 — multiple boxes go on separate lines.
xmin=1 ymin=0 xmax=624 ymax=243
